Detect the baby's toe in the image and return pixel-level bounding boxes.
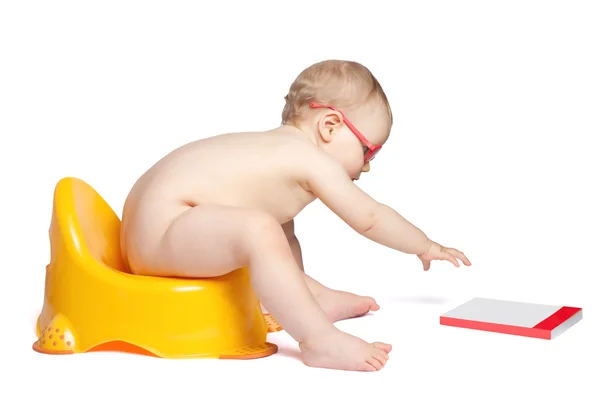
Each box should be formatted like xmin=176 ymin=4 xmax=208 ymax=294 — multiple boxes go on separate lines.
xmin=373 ymin=352 xmax=388 ymax=367
xmin=375 ymin=348 xmax=389 ymax=360
xmin=366 ymin=297 xmax=380 ymax=310
xmin=362 ymin=361 xmax=378 ymax=372
xmin=373 ymin=342 xmax=392 ymax=353
xmin=366 ymin=356 xmax=384 ymax=371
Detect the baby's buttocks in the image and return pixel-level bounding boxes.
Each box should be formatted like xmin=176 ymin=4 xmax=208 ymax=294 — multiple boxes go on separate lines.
xmin=121 ymin=185 xmax=191 ymax=274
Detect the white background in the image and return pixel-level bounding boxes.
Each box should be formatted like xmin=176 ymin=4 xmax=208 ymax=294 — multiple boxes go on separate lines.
xmin=1 ymin=1 xmax=598 ymax=399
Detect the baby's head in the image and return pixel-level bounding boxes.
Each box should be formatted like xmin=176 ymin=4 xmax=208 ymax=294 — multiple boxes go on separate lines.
xmin=282 ymin=60 xmax=393 ymax=180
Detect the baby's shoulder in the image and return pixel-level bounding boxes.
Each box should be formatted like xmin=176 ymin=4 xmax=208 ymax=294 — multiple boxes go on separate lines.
xmin=204 ymin=129 xmax=339 ymax=179
xmin=273 ymin=135 xmax=343 ymax=181
xmin=271 ymin=133 xmax=322 ymax=160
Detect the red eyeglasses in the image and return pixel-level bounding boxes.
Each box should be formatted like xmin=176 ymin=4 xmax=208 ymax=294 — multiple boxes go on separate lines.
xmin=309 ymin=102 xmax=382 ymax=164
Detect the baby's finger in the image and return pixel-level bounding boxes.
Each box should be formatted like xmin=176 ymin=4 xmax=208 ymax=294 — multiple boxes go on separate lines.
xmin=447 ymin=248 xmax=471 ymax=266
xmin=422 ymin=259 xmax=431 ymax=271
xmin=441 ymin=251 xmax=460 ymax=267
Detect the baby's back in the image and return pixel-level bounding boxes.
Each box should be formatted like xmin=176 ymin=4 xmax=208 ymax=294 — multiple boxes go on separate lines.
xmin=121 ymin=130 xmax=316 ymax=262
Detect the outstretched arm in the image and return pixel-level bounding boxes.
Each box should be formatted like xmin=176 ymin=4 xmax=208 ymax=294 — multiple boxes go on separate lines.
xmin=304 ymin=157 xmax=430 ymax=255
xmin=303 ymin=155 xmax=470 ymax=270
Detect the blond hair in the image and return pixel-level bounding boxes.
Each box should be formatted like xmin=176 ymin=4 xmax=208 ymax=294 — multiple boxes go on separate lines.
xmin=281 ymin=60 xmax=392 ymax=126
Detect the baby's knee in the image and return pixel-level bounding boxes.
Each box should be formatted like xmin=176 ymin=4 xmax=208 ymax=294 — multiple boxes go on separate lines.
xmin=241 ymin=210 xmax=287 ymax=249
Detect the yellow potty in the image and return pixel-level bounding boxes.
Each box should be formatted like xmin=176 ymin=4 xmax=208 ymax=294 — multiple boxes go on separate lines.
xmin=33 ymin=177 xmax=281 ymax=359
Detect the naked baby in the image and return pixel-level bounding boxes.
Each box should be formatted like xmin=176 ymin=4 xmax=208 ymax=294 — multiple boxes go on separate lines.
xmin=120 ymin=59 xmax=471 ymax=372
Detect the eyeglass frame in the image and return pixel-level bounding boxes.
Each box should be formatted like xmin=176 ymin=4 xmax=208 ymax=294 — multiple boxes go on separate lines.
xmin=309 ymin=102 xmax=382 ymax=163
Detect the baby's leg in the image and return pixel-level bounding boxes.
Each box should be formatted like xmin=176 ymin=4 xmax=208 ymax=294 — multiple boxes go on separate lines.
xmin=287 ymin=228 xmax=380 ymax=322
xmin=156 ymin=204 xmax=391 ymax=371
xmin=304 ymin=275 xmax=381 ymax=322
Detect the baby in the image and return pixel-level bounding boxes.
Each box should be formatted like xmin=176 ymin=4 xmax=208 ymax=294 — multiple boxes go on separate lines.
xmin=120 ymin=59 xmax=471 ymax=372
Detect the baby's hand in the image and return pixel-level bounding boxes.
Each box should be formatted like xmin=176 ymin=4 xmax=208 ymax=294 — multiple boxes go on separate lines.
xmin=417 ymin=240 xmax=471 ymax=271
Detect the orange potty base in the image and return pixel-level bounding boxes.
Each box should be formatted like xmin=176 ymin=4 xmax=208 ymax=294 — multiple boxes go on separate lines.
xmin=264 ymin=313 xmax=283 ymax=333
xmin=32 ymin=308 xmax=279 ymax=360
xmin=219 ymin=342 xmax=279 ymax=360
xmin=33 ymin=314 xmax=278 ymax=360
xmin=33 ymin=314 xmax=76 ymax=355
xmin=33 ymin=177 xmax=279 ymax=361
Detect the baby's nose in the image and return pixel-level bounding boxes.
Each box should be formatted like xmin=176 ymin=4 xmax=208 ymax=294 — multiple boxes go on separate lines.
xmin=362 ymin=162 xmax=371 ymax=173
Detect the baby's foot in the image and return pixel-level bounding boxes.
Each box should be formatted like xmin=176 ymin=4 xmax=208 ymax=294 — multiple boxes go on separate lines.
xmin=315 ymin=288 xmax=380 ymax=322
xmin=300 ymin=329 xmax=392 ymax=372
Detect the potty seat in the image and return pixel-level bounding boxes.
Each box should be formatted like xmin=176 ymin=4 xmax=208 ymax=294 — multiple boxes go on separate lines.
xmin=33 ymin=177 xmax=282 ymax=359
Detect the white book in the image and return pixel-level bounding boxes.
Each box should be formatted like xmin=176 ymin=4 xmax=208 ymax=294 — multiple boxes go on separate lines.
xmin=440 ymin=297 xmax=582 ymax=339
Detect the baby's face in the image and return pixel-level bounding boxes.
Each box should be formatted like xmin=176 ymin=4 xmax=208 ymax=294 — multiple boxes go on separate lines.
xmin=332 ymin=101 xmax=391 ymax=181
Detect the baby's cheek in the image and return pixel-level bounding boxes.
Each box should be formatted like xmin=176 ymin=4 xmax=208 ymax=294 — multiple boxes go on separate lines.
xmin=346 ymin=160 xmax=364 ymax=178
xmin=338 ymin=145 xmax=363 ymax=177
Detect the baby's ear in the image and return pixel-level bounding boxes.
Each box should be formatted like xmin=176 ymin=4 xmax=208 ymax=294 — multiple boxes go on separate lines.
xmin=318 ymin=111 xmax=344 ymax=143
